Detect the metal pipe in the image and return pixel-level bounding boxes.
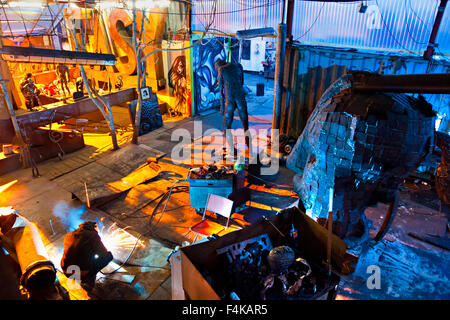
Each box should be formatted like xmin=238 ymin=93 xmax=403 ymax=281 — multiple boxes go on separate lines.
xmin=272 ymin=23 xmax=287 ymax=137
xmin=423 ymin=0 xmax=448 ymax=60
xmin=351 ymin=73 xmax=450 ymax=94
xmin=0 ymin=46 xmax=117 ymax=66
xmin=7 ymin=217 xmax=56 ymax=292
xmin=286 ymin=0 xmax=295 ymax=42
xmin=132 ymin=0 xmax=142 ymax=144
xmin=70 ymin=19 xmax=120 ymax=150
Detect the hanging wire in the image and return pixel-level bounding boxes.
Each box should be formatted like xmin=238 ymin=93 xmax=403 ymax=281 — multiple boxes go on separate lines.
xmin=403 ymin=0 xmax=438 ymax=45
xmin=374 ymin=0 xmax=416 ymax=54
xmin=294 ymin=2 xmax=325 ymax=41
xmin=1 ymin=5 xmax=15 ymax=40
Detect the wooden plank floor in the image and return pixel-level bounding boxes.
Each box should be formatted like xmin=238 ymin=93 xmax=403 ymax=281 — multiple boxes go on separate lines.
xmin=35 ymin=145 xmax=98 ymax=180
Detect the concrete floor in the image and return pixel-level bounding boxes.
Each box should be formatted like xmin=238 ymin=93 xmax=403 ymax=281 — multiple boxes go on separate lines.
xmin=1 ymin=72 xmax=449 ymax=300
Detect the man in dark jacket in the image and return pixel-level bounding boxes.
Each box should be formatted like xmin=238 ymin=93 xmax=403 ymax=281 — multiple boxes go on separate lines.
xmin=215 ymin=59 xmax=251 ymax=158
xmin=61 ymin=222 xmax=113 ymax=288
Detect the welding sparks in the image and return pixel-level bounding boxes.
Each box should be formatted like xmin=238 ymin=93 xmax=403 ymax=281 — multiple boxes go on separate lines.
xmin=98 ymin=221 xmax=145 ymax=253
xmin=0 ymin=206 xmax=17 ymax=216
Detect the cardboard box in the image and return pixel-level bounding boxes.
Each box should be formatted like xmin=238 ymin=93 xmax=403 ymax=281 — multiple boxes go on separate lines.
xmin=172 ymin=206 xmax=358 ymax=300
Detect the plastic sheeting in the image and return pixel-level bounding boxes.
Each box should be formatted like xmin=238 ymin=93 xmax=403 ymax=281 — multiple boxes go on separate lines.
xmin=192 ymin=0 xmax=449 ymax=56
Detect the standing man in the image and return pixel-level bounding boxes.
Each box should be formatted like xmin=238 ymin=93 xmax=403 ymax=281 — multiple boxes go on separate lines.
xmin=56 ymin=63 xmax=71 ymax=97
xmin=215 ymin=59 xmax=251 ymax=158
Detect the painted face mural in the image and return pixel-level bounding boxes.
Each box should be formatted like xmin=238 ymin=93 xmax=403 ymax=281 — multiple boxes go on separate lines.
xmin=286 ymin=73 xmax=435 ymax=239
xmin=168 ymin=55 xmax=187 ymax=115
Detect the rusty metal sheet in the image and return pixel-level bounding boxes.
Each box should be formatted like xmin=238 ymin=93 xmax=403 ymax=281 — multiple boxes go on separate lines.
xmin=73 ymin=161 xmax=161 ymax=208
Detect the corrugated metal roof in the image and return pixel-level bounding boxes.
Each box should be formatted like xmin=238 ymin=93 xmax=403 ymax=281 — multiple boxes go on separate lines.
xmin=435 ymin=0 xmax=450 ymax=57
xmin=292 ymin=0 xmax=439 ymax=55
xmin=0 ymin=4 xmax=65 ymax=38
xmin=192 ymin=0 xmax=284 ymax=34
xmin=192 ymin=0 xmax=449 ymax=56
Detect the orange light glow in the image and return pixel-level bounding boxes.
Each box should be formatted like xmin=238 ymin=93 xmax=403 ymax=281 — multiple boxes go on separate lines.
xmin=0 ymin=206 xmax=17 ymax=216
xmin=0 ymin=179 xmax=18 ymax=194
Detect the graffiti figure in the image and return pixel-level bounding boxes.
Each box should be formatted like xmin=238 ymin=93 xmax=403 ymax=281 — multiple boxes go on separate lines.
xmin=168 ymin=55 xmax=187 ymax=116
xmin=56 ymin=63 xmax=71 ymax=96
xmin=215 ymin=59 xmax=251 ymax=157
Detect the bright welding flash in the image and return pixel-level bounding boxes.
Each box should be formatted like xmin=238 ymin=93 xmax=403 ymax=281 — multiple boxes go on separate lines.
xmin=290 ymin=224 xmax=298 ymax=239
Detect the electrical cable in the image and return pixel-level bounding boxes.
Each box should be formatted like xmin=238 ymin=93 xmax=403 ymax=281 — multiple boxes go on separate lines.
xmin=246 ymin=171 xmax=297 ymax=194
xmin=58 ymin=0 xmax=283 ymax=16
xmin=100 ymin=179 xmax=189 ymax=275
xmin=149 ymin=179 xmax=189 ymax=230
xmin=122 ymin=186 xmax=189 ymax=218
xmin=293 ymin=2 xmax=325 ymax=41
xmin=403 ymin=0 xmax=438 ymax=46
xmin=99 ymin=231 xmax=146 ymax=275
xmin=374 ymin=0 xmax=416 ymax=54
xmin=408 ymin=0 xmax=436 ymax=34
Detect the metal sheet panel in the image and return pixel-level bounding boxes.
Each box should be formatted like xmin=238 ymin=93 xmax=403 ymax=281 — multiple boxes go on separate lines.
xmin=192 ymin=0 xmax=449 ymax=56
xmin=192 ymin=0 xmax=284 ymax=34
xmin=435 ymin=0 xmax=450 ymax=56
xmin=281 ymin=44 xmax=450 ymax=138
xmin=290 ymin=0 xmax=441 ymax=55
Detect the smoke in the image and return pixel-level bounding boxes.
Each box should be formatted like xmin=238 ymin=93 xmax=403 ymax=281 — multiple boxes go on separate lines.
xmin=52 ymin=201 xmax=86 ymax=232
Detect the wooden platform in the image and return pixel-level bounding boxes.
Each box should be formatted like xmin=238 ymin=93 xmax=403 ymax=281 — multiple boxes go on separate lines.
xmin=0 ymin=88 xmax=137 ymax=144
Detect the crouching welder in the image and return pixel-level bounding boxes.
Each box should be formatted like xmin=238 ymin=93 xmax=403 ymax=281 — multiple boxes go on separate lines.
xmin=61 ymin=222 xmax=113 ymax=288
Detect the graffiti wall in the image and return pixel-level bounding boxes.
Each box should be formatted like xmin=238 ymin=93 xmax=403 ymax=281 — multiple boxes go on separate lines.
xmin=192 ymin=36 xmax=239 ymax=115
xmin=161 ymin=40 xmax=192 ymax=117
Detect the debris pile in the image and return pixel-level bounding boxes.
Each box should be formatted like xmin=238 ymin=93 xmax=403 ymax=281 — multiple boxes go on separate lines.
xmin=189 ymin=164 xmax=235 ymax=180
xmin=213 ymin=234 xmax=324 ymax=300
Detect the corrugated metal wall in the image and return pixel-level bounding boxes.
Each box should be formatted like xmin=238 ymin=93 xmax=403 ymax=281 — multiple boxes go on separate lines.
xmin=191 ymin=1 xmax=450 ymax=134
xmin=436 ymin=1 xmax=450 ymax=55
xmin=192 ymin=0 xmax=449 ymax=56
xmin=292 ymin=0 xmax=440 ymax=55
xmin=280 ymin=44 xmax=450 ymax=138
